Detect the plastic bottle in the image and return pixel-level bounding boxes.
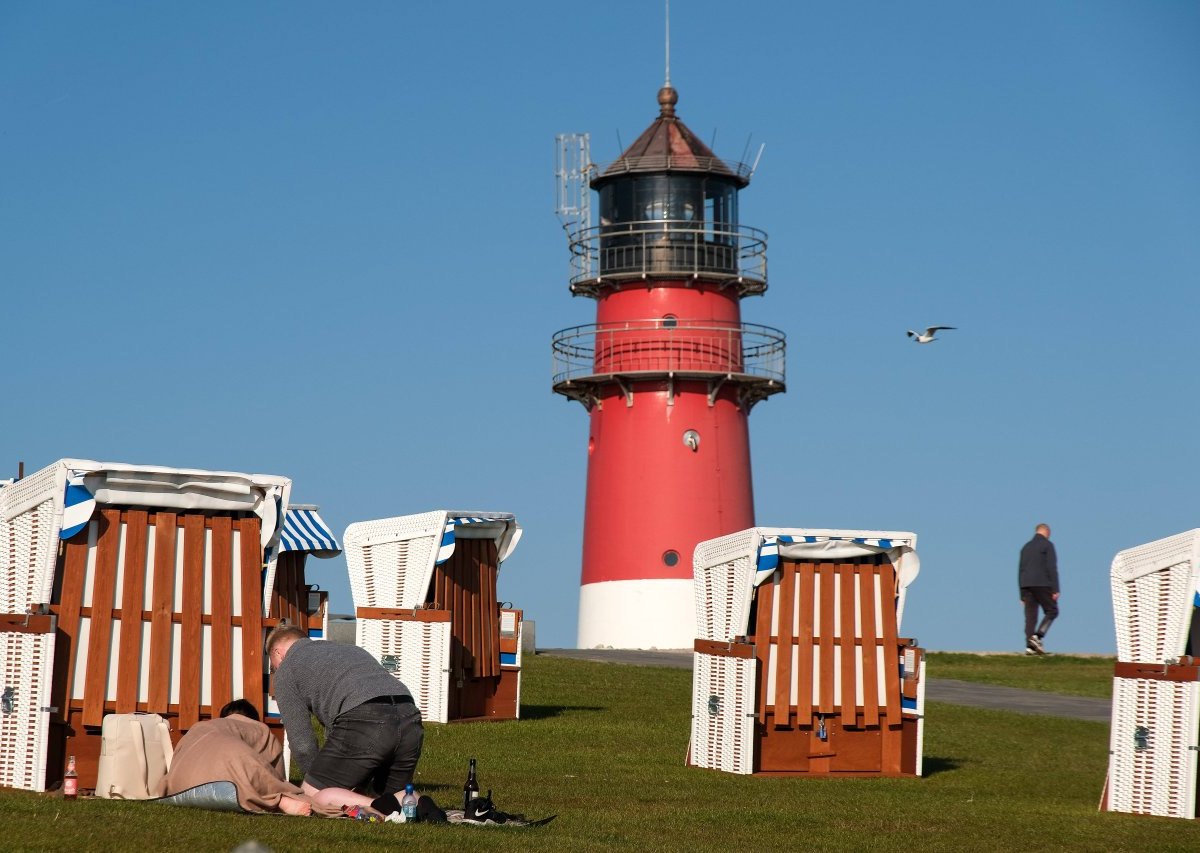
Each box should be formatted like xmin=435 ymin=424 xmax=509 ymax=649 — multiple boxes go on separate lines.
xmin=401 ymin=783 xmax=418 ymax=823
xmin=64 ymin=755 xmax=78 ymax=800
xmin=462 ymin=757 xmax=479 ymax=811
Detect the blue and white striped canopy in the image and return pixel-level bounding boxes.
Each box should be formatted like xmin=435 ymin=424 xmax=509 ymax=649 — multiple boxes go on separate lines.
xmin=756 ymin=534 xmax=899 ymax=586
xmin=60 ymin=475 xmax=96 ymax=540
xmin=278 ymin=507 xmax=341 ymax=556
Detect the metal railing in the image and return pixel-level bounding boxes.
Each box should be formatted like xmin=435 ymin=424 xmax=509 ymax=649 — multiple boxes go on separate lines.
xmin=566 ymin=220 xmax=768 ymax=293
xmin=551 ymin=318 xmax=786 ymax=387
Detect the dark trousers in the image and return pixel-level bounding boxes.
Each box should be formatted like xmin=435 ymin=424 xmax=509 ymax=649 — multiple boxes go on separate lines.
xmin=306 ymin=701 xmax=424 ymax=795
xmin=1022 ymin=586 xmax=1058 ymax=639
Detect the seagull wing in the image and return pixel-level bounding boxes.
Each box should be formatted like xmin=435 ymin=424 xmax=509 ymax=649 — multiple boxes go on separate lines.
xmin=926 ymin=326 xmax=956 ymax=334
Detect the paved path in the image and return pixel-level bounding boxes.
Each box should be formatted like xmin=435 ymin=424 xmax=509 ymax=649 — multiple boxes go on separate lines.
xmin=538 ymin=648 xmax=1111 ymax=724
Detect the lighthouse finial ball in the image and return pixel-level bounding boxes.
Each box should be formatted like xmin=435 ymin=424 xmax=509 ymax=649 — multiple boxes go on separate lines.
xmin=657 ymin=85 xmax=678 ymax=117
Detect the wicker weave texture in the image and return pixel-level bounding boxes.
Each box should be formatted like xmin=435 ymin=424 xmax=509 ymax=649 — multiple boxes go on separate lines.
xmin=1110 ymin=530 xmax=1200 ymax=663
xmin=1 ymin=498 xmax=59 ymax=614
xmin=0 ymin=630 xmax=55 ymax=792
xmin=357 ymin=617 xmax=451 ymax=724
xmin=344 ymin=512 xmax=445 ymax=609
xmin=691 ymin=651 xmax=755 ymax=775
xmin=1107 ymin=676 xmax=1199 ymax=819
xmin=0 ymin=461 xmax=60 ymax=523
xmin=693 ymin=529 xmax=760 ymax=642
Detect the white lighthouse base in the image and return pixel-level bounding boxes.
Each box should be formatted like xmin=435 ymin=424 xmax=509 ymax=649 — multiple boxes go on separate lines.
xmin=577 ymin=579 xmax=695 ymax=650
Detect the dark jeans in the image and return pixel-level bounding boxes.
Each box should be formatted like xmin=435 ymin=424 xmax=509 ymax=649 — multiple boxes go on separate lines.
xmin=306 ymin=699 xmax=424 ymax=795
xmin=1021 ymin=586 xmax=1059 ymax=639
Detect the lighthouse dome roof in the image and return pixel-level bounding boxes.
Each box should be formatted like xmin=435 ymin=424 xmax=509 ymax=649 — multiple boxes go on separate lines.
xmin=592 ymin=85 xmax=751 ymax=188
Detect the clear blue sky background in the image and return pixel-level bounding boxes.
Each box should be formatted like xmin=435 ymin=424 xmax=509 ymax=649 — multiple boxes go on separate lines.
xmin=4 ymin=1 xmax=1198 ymax=653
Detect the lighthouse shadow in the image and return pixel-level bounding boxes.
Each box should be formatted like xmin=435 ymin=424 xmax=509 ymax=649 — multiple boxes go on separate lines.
xmin=520 ymin=704 xmax=604 ymax=720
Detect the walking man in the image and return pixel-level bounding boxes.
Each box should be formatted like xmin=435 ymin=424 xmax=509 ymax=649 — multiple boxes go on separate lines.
xmin=1018 ymin=523 xmax=1060 ymax=654
xmin=266 ymin=624 xmax=424 ymax=814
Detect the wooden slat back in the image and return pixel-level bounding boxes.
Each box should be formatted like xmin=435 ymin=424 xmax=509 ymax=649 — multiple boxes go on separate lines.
xmin=837 ymin=562 xmax=858 ymax=727
xmin=147 ymin=513 xmax=177 ymax=711
xmin=479 ymin=549 xmax=497 ymax=679
xmin=817 ymin=564 xmax=836 ymax=715
xmin=772 ymin=562 xmax=796 ymax=728
xmin=238 ymin=517 xmax=265 ymax=720
xmin=878 ymin=561 xmax=902 ymax=725
xmin=858 ymin=561 xmax=881 ymax=727
xmin=209 ymin=516 xmax=234 ymax=715
xmin=795 ymin=562 xmax=816 ymax=728
xmin=431 ymin=537 xmax=501 ymax=680
xmin=753 ymin=576 xmax=774 ymax=725
xmin=50 ymin=510 xmax=268 ymax=730
xmin=750 ymin=554 xmax=904 ymax=729
xmin=82 ymin=509 xmax=121 ymax=727
xmin=270 ymin=552 xmax=309 ymax=630
xmin=50 ymin=531 xmax=89 ymax=725
xmin=115 ymin=509 xmax=149 ymax=714
xmin=178 ymin=515 xmax=205 ymax=730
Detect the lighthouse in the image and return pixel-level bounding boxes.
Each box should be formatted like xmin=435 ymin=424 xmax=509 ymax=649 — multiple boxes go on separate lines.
xmin=552 ymin=82 xmax=786 ymax=649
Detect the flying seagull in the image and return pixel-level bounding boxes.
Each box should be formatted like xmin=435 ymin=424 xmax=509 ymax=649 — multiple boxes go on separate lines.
xmin=906 ymin=325 xmax=956 ymax=344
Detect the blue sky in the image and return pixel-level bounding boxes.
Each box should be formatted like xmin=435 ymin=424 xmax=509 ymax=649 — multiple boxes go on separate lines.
xmin=3 ymin=1 xmax=1198 ymax=653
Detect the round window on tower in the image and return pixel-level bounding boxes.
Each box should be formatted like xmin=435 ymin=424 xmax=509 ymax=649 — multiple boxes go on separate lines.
xmin=662 ymin=315 xmax=678 ymax=328
xmin=663 ymin=550 xmax=680 ymax=567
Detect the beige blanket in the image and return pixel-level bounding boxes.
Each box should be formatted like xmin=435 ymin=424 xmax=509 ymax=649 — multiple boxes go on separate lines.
xmin=165 ymin=715 xmax=341 ymax=817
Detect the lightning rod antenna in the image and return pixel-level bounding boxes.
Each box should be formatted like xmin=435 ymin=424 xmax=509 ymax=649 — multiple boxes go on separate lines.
xmin=664 ymin=0 xmax=671 ymax=86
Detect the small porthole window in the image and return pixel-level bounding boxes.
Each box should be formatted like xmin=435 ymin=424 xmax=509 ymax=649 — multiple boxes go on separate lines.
xmin=662 ymin=315 xmax=677 ymax=328
xmin=663 ymin=550 xmax=680 ymax=567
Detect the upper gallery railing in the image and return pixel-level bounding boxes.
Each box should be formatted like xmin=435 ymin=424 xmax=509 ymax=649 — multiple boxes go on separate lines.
xmin=566 ymin=220 xmax=768 ymax=295
xmin=551 ymin=318 xmax=786 ymax=387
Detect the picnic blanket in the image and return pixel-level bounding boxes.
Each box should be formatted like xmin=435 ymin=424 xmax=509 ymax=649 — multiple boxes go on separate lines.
xmin=155 ymin=780 xmax=246 ymax=812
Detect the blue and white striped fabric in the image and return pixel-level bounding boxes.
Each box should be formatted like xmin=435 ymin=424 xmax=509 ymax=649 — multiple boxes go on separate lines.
xmin=436 ymin=516 xmax=500 ymax=565
xmin=60 ymin=475 xmax=95 ymax=540
xmin=755 ymin=534 xmax=897 ymax=586
xmin=278 ymin=508 xmax=341 ymax=556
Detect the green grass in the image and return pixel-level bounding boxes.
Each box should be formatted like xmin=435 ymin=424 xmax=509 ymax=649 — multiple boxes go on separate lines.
xmin=927 ymin=652 xmax=1116 ymax=698
xmin=3 ymin=654 xmax=1197 ymax=852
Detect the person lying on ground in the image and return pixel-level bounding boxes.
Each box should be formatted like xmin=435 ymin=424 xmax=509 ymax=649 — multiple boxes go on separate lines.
xmin=165 ymin=699 xmax=393 ymax=818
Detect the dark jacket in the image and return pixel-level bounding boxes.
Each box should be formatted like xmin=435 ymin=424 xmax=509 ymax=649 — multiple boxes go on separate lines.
xmin=1019 ymin=533 xmax=1059 ymax=592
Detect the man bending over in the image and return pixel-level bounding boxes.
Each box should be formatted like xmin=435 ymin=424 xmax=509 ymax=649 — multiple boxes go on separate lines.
xmin=266 ymin=624 xmax=423 ymax=817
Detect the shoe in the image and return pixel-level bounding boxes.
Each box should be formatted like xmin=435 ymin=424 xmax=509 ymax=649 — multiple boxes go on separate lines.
xmin=1027 ymin=635 xmax=1045 ymax=654
xmin=462 ymin=791 xmax=525 ymax=825
xmin=462 ymin=794 xmax=500 ymax=825
xmin=1025 ymin=646 xmax=1037 ymax=655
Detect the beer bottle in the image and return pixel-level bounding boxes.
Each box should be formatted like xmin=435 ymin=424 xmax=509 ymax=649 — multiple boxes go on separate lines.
xmin=462 ymin=758 xmax=479 ymax=811
xmin=64 ymin=755 xmax=78 ymax=800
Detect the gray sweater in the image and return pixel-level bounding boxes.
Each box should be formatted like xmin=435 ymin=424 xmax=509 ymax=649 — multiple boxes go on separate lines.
xmin=272 ymin=638 xmax=413 ymax=774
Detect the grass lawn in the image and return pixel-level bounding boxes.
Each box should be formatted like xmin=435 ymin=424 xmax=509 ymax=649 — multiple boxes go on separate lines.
xmin=2 ymin=654 xmax=1196 ymax=852
xmin=926 ymin=652 xmax=1116 ymax=698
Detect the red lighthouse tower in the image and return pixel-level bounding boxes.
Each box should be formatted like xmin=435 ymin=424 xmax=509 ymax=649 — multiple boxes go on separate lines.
xmin=553 ymin=82 xmax=786 ymax=649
